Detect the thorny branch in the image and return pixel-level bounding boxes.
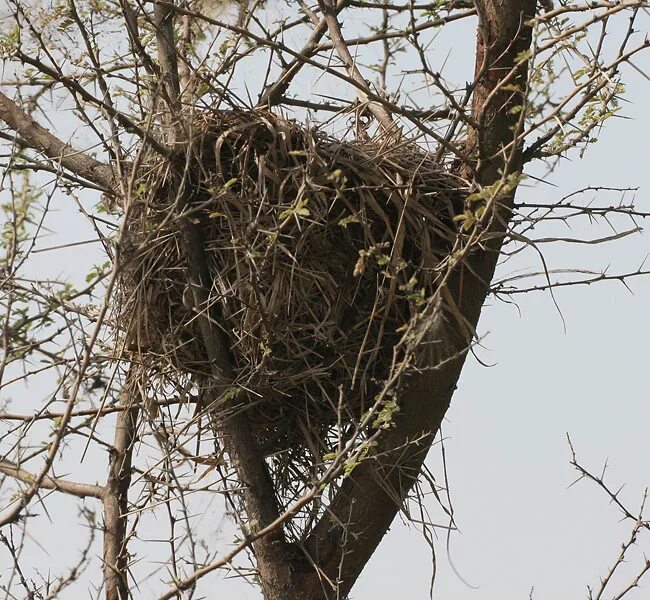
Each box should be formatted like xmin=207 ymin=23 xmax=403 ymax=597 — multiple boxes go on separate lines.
xmin=568 ymin=436 xmax=650 ymax=600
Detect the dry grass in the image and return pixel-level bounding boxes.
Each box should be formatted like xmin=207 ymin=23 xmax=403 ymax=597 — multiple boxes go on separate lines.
xmin=118 ymin=108 xmax=466 ymax=496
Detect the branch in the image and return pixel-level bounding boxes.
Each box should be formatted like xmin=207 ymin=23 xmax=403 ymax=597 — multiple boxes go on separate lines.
xmin=0 ymin=460 xmax=104 ymax=499
xmin=0 ymin=397 xmax=190 ymax=422
xmin=567 ymin=436 xmax=650 ymax=600
xmin=492 ymin=265 xmax=650 ymax=295
xmin=258 ymin=0 xmax=349 ymax=107
xmin=0 ymin=252 xmax=124 ymax=528
xmin=102 ymin=386 xmax=139 ymax=600
xmin=0 ymin=91 xmax=115 ymax=190
xmin=280 ymin=96 xmax=451 ymax=120
xmin=172 ymin=140 xmax=297 ymax=598
xmin=157 ymin=386 xmax=395 ymax=599
xmin=43 ymin=510 xmax=97 ymax=600
xmin=317 ymin=0 xmax=397 ymax=135
xmin=153 ymin=1 xmax=181 ymax=108
xmin=568 ymin=435 xmax=650 ymax=528
xmin=15 ymin=50 xmax=172 ymax=159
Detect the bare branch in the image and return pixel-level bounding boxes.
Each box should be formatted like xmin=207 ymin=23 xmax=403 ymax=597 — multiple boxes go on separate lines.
xmin=0 ymin=459 xmax=104 ymax=499
xmin=0 ymin=91 xmax=115 ymax=190
xmin=102 ymin=385 xmax=140 ymax=600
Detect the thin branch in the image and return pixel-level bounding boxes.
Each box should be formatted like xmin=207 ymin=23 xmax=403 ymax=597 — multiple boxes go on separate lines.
xmin=317 ymin=0 xmax=398 ymax=135
xmin=102 ymin=385 xmax=140 ymax=600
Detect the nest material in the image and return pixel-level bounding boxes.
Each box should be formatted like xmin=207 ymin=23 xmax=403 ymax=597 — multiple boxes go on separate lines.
xmin=120 ymin=110 xmax=466 ymax=454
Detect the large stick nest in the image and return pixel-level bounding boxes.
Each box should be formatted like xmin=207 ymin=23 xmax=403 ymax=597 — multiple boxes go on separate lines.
xmin=119 ymin=109 xmax=466 ymax=456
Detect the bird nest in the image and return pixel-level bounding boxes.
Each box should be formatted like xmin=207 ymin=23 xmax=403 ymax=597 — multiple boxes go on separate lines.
xmin=119 ymin=109 xmax=466 ymax=456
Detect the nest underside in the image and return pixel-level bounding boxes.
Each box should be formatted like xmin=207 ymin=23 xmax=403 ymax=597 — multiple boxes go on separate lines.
xmin=119 ymin=109 xmax=466 ymax=457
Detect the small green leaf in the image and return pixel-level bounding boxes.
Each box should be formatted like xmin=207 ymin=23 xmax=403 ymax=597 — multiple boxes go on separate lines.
xmin=279 ymin=199 xmax=310 ymax=220
xmin=338 ymin=214 xmax=361 ymax=227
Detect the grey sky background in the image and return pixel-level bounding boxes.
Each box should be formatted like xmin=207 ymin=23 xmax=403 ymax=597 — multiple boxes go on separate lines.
xmin=1 ymin=3 xmax=649 ymax=599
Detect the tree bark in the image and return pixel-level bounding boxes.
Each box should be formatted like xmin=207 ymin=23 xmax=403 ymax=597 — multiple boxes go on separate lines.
xmin=0 ymin=91 xmax=115 ymax=190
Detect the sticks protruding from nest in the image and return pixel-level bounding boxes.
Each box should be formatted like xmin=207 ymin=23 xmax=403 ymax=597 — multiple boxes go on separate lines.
xmin=118 ymin=108 xmax=466 ymax=493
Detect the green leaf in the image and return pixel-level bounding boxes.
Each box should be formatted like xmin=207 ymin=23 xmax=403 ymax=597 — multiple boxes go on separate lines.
xmin=279 ymin=199 xmax=311 ymax=220
xmin=338 ymin=214 xmax=361 ymax=227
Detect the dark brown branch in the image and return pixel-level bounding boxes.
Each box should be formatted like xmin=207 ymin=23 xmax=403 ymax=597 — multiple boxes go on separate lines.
xmin=492 ymin=266 xmax=650 ymax=295
xmin=156 ymin=393 xmax=391 ymax=599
